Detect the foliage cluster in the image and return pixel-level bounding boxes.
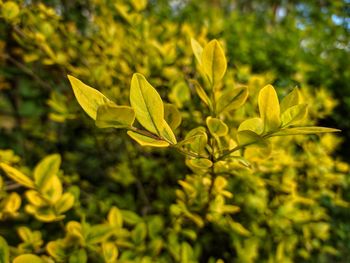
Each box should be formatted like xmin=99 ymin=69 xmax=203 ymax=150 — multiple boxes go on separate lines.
xmin=0 ymin=0 xmax=349 ymax=262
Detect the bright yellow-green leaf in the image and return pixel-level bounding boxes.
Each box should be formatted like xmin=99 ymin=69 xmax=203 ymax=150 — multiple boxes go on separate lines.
xmin=258 ymin=84 xmax=281 ymax=132
xmin=169 ymin=82 xmax=191 ymax=108
xmin=0 ymin=163 xmax=35 ymax=189
xmin=217 ymin=86 xmax=249 ymax=113
xmin=190 ymin=80 xmax=212 ymax=109
xmin=13 ymin=254 xmax=44 ymax=263
xmin=86 ymin=225 xmax=114 ymax=244
xmin=26 ymin=190 xmax=47 ymax=207
xmin=160 ymin=119 xmax=177 ymax=144
xmin=40 ymin=175 xmax=62 ymax=203
xmin=108 ymin=206 xmax=123 ymax=228
xmin=164 ymin=103 xmax=182 ymax=130
xmin=67 ymin=75 xmax=111 ymax=120
xmin=271 ymin=127 xmax=341 ymax=136
xmin=127 ymin=131 xmax=169 ymax=147
xmin=229 ymin=221 xmax=251 ymax=237
xmin=201 ymin=40 xmax=227 ymax=85
xmin=2 ymin=1 xmax=19 ymax=21
xmin=131 ymin=0 xmax=147 ymax=11
xmin=280 ymin=88 xmax=300 ymax=113
xmin=188 ymin=158 xmax=213 ymax=169
xmin=17 ymin=227 xmax=32 ymax=242
xmin=190 ymin=38 xmax=203 ymax=65
xmin=185 ymin=127 xmax=208 ymax=154
xmin=281 ymin=104 xmax=308 ymax=127
xmin=55 ymin=193 xmax=75 ymax=214
xmin=3 ymin=192 xmax=21 ymax=213
xmin=25 ymin=205 xmax=62 ymax=222
xmin=120 ymin=210 xmax=142 ymax=225
xmin=206 ymin=117 xmax=228 ymax=137
xmin=95 ymin=103 xmax=135 ymax=128
xmin=237 ymin=130 xmax=266 ymax=146
xmin=238 ymin=118 xmax=264 ymax=135
xmin=130 ymin=73 xmax=164 ymax=135
xmin=103 ymin=242 xmax=119 ymax=263
xmin=69 ymin=249 xmax=87 ymax=263
xmin=34 ymin=154 xmax=61 ymax=189
xmin=0 ymin=235 xmax=9 ymax=263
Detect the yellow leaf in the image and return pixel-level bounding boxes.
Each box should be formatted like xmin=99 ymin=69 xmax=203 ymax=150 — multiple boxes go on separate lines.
xmin=108 ymin=206 xmax=123 ymax=228
xmin=281 ymin=104 xmax=308 ymax=127
xmin=216 ymin=86 xmax=249 ymax=113
xmin=190 ymin=38 xmax=203 ymax=65
xmin=280 ymin=88 xmax=300 ymax=113
xmin=0 ymin=163 xmax=35 ymax=188
xmin=3 ymin=192 xmax=21 ymax=213
xmin=2 ymin=1 xmax=20 ymax=21
xmin=34 ymin=154 xmax=61 ymax=190
xmin=130 ymin=73 xmax=165 ymax=135
xmin=127 ymin=131 xmax=169 ymax=147
xmin=272 ymin=127 xmax=341 ymax=136
xmin=103 ymin=242 xmax=119 ymax=263
xmin=95 ymin=103 xmax=135 ymax=128
xmin=206 ymin=117 xmax=228 ymax=137
xmin=67 ymin=75 xmax=111 ymax=120
xmin=26 ymin=190 xmax=47 ymax=207
xmin=185 ymin=127 xmax=208 ymax=154
xmin=201 ymin=40 xmax=227 ymax=85
xmin=236 ymin=130 xmax=266 ymax=147
xmin=13 ymin=254 xmax=44 ymax=263
xmin=40 ymin=175 xmax=62 ymax=203
xmin=55 ymin=193 xmax=75 ymax=214
xmin=190 ymin=79 xmax=212 ymax=109
xmin=238 ymin=118 xmax=264 ymax=135
xmin=258 ymin=84 xmax=281 ymax=132
xmin=164 ymin=103 xmax=182 ymax=130
xmin=160 ymin=120 xmax=177 ymax=144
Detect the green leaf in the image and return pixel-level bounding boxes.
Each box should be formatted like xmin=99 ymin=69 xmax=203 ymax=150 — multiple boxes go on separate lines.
xmin=206 ymin=117 xmax=228 ymax=137
xmin=0 ymin=236 xmax=9 ymax=263
xmin=188 ymin=158 xmax=213 ymax=169
xmin=130 ymin=73 xmax=164 ymax=135
xmin=34 ymin=154 xmax=61 ymax=189
xmin=238 ymin=118 xmax=264 ymax=135
xmin=120 ymin=210 xmax=142 ymax=225
xmin=164 ymin=104 xmax=182 ymax=130
xmin=190 ymin=38 xmax=203 ymax=65
xmin=69 ymin=249 xmax=87 ymax=263
xmin=281 ymin=104 xmax=308 ymax=127
xmin=95 ymin=103 xmax=135 ymax=128
xmin=271 ymin=127 xmax=341 ymax=137
xmin=190 ymin=80 xmax=212 ymax=109
xmin=185 ymin=127 xmax=208 ymax=154
xmin=258 ymin=84 xmax=281 ymax=132
xmin=13 ymin=254 xmax=44 ymax=263
xmin=280 ymin=88 xmax=300 ymax=113
xmin=127 ymin=131 xmax=169 ymax=147
xmin=2 ymin=1 xmax=20 ymax=21
xmin=201 ymin=40 xmax=227 ymax=85
xmin=160 ymin=120 xmax=177 ymax=144
xmin=67 ymin=75 xmax=111 ymax=120
xmin=132 ymin=222 xmax=147 ymax=244
xmin=86 ymin=225 xmax=114 ymax=244
xmin=217 ymin=86 xmax=249 ymax=113
xmin=0 ymin=163 xmax=35 ymax=188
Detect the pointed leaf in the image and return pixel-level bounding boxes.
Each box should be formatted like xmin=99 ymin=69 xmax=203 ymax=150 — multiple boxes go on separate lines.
xmin=271 ymin=127 xmax=341 ymax=137
xmin=201 ymin=40 xmax=227 ymax=85
xmin=191 ymin=38 xmax=203 ymax=65
xmin=0 ymin=235 xmax=9 ymax=263
xmin=95 ymin=103 xmax=135 ymax=128
xmin=190 ymin=80 xmax=212 ymax=109
xmin=280 ymin=88 xmax=300 ymax=113
xmin=258 ymin=85 xmax=281 ymax=132
xmin=34 ymin=154 xmax=61 ymax=189
xmin=108 ymin=207 xmax=123 ymax=228
xmin=164 ymin=104 xmax=182 ymax=130
xmin=0 ymin=163 xmax=35 ymax=188
xmin=103 ymin=242 xmax=118 ymax=263
xmin=130 ymin=73 xmax=165 ymax=135
xmin=67 ymin=75 xmax=111 ymax=120
xmin=217 ymin=86 xmax=249 ymax=113
xmin=55 ymin=193 xmax=75 ymax=214
xmin=160 ymin=120 xmax=177 ymax=144
xmin=127 ymin=131 xmax=169 ymax=147
xmin=237 ymin=130 xmax=267 ymax=146
xmin=281 ymin=104 xmax=308 ymax=127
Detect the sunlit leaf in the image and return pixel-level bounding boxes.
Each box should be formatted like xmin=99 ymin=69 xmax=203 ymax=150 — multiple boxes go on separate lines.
xmin=258 ymin=84 xmax=281 ymax=131
xmin=201 ymin=40 xmax=227 ymax=85
xmin=238 ymin=118 xmax=264 ymax=135
xmin=0 ymin=235 xmax=9 ymax=263
xmin=281 ymin=104 xmax=308 ymax=127
xmin=13 ymin=254 xmax=44 ymax=263
xmin=95 ymin=103 xmax=135 ymax=128
xmin=280 ymin=88 xmax=300 ymax=113
xmin=0 ymin=163 xmax=35 ymax=189
xmin=217 ymin=86 xmax=249 ymax=113
xmin=67 ymin=75 xmax=111 ymax=120
xmin=271 ymin=127 xmax=341 ymax=136
xmin=191 ymin=38 xmax=203 ymax=65
xmin=34 ymin=154 xmax=61 ymax=190
xmin=206 ymin=117 xmax=228 ymax=137
xmin=164 ymin=104 xmax=182 ymax=130
xmin=127 ymin=131 xmax=169 ymax=147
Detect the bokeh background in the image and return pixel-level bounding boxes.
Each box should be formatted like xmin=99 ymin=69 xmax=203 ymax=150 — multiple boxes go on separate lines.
xmin=0 ymin=0 xmax=349 ymax=262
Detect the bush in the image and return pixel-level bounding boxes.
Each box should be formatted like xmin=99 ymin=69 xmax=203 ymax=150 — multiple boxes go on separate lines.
xmin=0 ymin=1 xmax=349 ymax=262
